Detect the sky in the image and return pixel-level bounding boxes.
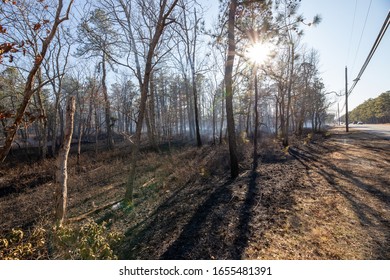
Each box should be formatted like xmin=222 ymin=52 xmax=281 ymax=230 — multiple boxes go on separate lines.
xmin=200 ymin=0 xmax=390 ymax=114
xmin=298 ymin=0 xmax=390 ymax=114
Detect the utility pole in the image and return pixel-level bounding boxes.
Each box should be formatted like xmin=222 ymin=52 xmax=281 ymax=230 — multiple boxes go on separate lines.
xmin=345 ymin=66 xmax=349 ymax=132
xmin=338 ymin=103 xmax=340 ymax=125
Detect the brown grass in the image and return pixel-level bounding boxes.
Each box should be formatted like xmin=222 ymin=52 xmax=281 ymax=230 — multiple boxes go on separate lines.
xmin=1 ymin=130 xmax=389 ymax=259
xmin=245 ymin=129 xmax=390 ymax=259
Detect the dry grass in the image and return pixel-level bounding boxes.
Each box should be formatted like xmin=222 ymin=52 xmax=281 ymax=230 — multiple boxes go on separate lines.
xmin=1 ymin=130 xmax=389 ymax=259
xmin=245 ymin=129 xmax=390 ymax=260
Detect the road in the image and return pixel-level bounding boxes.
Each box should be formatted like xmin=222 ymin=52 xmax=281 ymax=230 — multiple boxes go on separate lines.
xmin=347 ymin=124 xmax=390 ymax=139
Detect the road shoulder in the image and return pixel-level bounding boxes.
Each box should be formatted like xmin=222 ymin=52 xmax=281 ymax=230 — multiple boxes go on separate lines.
xmin=254 ymin=129 xmax=390 ymax=259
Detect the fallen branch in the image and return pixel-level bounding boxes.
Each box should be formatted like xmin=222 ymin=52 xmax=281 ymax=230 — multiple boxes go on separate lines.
xmin=68 ymin=199 xmax=123 ymax=222
xmin=142 ymin=178 xmax=156 ymax=188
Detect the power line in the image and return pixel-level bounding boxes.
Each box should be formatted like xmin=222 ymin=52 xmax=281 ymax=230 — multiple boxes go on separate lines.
xmin=346 ymin=0 xmax=358 ymax=65
xmin=339 ymin=10 xmax=390 ymax=117
xmin=351 ymin=0 xmax=372 ymax=73
xmin=348 ymin=10 xmax=390 ymax=96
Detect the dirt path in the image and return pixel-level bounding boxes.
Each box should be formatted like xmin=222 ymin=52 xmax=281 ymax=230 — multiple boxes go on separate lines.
xmin=254 ymin=128 xmax=390 ymax=259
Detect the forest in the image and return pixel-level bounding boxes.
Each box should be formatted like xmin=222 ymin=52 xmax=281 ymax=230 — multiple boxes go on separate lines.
xmin=347 ymin=91 xmax=390 ymax=124
xmin=0 ymin=0 xmax=342 ymax=260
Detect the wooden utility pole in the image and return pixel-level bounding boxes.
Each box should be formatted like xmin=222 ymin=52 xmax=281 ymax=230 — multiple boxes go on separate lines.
xmin=345 ymin=66 xmax=349 ymax=132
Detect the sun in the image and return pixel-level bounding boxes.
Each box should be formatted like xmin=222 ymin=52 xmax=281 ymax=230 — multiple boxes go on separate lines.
xmin=246 ymin=42 xmax=271 ymax=65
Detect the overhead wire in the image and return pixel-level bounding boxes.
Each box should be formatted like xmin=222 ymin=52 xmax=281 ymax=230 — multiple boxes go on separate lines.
xmin=351 ymin=0 xmax=372 ymax=73
xmin=346 ymin=0 xmax=358 ymax=66
xmin=348 ymin=10 xmax=390 ymax=96
xmin=339 ymin=10 xmax=390 ymax=113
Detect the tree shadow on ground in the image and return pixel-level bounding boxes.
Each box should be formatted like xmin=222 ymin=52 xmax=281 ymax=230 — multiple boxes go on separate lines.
xmin=161 ymin=165 xmax=260 ymax=259
xmin=289 ymin=132 xmax=390 ymax=259
xmin=118 ymin=171 xmax=259 ymax=259
xmin=118 ymin=149 xmax=298 ymax=260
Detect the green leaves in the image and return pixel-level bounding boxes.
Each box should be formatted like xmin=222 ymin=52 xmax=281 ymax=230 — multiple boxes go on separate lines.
xmin=54 ymin=219 xmax=122 ymax=260
xmin=349 ymin=91 xmax=390 ymax=123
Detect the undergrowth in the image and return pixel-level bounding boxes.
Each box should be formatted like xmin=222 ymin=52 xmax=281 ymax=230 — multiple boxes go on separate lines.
xmin=53 ymin=219 xmax=122 ymax=260
xmin=0 ymin=228 xmax=47 ymax=260
xmin=0 ymin=220 xmax=122 ymax=260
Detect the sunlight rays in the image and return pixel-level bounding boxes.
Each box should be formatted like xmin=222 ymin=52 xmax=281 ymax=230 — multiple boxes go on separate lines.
xmin=246 ymin=42 xmax=272 ymax=65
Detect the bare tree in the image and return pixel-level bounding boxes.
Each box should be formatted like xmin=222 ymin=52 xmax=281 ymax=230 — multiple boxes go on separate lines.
xmin=43 ymin=28 xmax=72 ymax=156
xmin=77 ymin=8 xmax=119 ymax=150
xmin=35 ymin=68 xmax=49 ymax=159
xmin=0 ymin=0 xmax=74 ymax=162
xmin=176 ymin=0 xmax=203 ymax=147
xmin=124 ymin=0 xmax=180 ymax=203
xmin=55 ymin=96 xmax=75 ymax=227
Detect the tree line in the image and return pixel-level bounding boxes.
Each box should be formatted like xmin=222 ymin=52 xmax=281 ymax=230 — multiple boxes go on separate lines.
xmin=0 ymin=0 xmax=330 ymax=225
xmin=347 ymin=91 xmax=390 ymax=124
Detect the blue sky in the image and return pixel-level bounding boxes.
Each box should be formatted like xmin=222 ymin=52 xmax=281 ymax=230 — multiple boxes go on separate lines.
xmin=299 ymin=0 xmax=390 ymax=113
xmin=200 ymin=0 xmax=390 ymax=113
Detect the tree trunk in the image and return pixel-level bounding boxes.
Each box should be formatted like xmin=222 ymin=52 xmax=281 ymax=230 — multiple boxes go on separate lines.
xmin=179 ymin=82 xmax=185 ymax=136
xmin=146 ymin=71 xmax=158 ymax=150
xmin=190 ymin=14 xmax=202 ymax=146
xmin=124 ymin=0 xmax=179 ymax=204
xmin=253 ymin=70 xmax=259 ymax=166
xmin=246 ymin=98 xmax=252 ymax=137
xmin=94 ymin=91 xmax=99 ymax=156
xmin=102 ymin=54 xmax=114 ymax=150
xmin=283 ymin=44 xmax=295 ymax=147
xmin=50 ymin=97 xmax=60 ymax=155
xmin=184 ymin=76 xmax=195 ymax=139
xmin=212 ymin=94 xmax=217 ymax=145
xmin=77 ymin=121 xmax=83 ymax=166
xmin=275 ymin=96 xmax=279 ymax=137
xmin=219 ymin=88 xmax=225 ymax=144
xmin=225 ymin=0 xmax=239 ymax=178
xmin=192 ymin=72 xmax=202 ymax=147
xmin=36 ymin=69 xmax=48 ymax=159
xmin=55 ymin=96 xmax=75 ymax=227
xmin=280 ymin=94 xmax=285 ymax=138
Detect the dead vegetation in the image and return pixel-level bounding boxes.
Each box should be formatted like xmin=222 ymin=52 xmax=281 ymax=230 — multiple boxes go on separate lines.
xmin=255 ymin=129 xmax=390 ymax=259
xmin=1 ymin=129 xmax=389 ymax=259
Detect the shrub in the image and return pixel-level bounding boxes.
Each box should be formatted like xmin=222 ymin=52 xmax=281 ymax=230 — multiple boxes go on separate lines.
xmin=0 ymin=227 xmax=47 ymax=260
xmin=54 ymin=219 xmax=122 ymax=260
xmin=1 ymin=220 xmax=122 ymax=260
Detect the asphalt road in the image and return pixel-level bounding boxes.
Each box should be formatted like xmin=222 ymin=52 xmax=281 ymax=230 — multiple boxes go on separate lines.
xmin=348 ymin=124 xmax=390 ymax=139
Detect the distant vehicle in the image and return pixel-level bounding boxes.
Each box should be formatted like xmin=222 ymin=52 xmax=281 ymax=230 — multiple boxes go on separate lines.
xmin=353 ymin=121 xmax=357 ymax=124
xmin=357 ymin=121 xmax=363 ymax=125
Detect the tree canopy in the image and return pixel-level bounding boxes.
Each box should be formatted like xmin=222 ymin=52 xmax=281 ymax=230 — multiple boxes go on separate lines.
xmin=348 ymin=91 xmax=390 ymax=124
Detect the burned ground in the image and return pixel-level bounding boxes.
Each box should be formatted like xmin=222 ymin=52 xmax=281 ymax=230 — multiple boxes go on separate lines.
xmin=1 ymin=128 xmax=389 ymax=259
